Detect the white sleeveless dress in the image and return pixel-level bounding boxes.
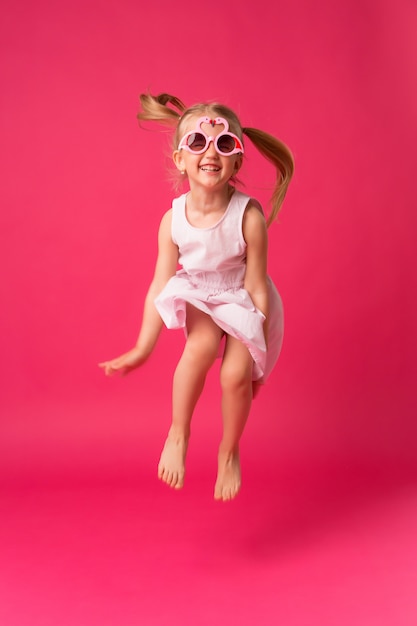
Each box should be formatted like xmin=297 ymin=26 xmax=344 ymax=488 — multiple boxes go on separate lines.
xmin=154 ymin=190 xmax=284 ymax=382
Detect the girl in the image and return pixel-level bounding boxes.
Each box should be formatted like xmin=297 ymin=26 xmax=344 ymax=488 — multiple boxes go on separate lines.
xmin=99 ymin=92 xmax=294 ymax=501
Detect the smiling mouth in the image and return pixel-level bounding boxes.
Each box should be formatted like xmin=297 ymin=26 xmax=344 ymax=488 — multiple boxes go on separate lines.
xmin=200 ymin=165 xmax=221 ymax=172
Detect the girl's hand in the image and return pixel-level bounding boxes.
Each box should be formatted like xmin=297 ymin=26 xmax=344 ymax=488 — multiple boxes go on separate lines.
xmin=98 ymin=347 xmax=147 ymax=377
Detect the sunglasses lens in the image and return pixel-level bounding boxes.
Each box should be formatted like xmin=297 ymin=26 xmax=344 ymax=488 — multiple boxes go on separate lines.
xmin=217 ymin=135 xmax=236 ymax=154
xmin=185 ymin=132 xmax=207 ymax=152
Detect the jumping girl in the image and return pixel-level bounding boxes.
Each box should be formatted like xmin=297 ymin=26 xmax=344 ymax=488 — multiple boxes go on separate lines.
xmin=99 ymin=92 xmax=294 ymax=501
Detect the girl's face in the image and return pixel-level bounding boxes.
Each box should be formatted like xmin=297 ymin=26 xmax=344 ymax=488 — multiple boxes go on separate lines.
xmin=173 ymin=115 xmax=243 ymax=191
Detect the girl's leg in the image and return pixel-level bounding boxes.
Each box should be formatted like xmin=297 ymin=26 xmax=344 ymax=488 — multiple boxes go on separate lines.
xmin=158 ymin=305 xmax=224 ymax=489
xmin=215 ymin=336 xmax=254 ymax=501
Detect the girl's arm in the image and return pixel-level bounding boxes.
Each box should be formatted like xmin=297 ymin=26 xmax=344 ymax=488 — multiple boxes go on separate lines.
xmin=242 ymin=203 xmax=269 ymax=345
xmin=99 ymin=209 xmax=178 ymax=376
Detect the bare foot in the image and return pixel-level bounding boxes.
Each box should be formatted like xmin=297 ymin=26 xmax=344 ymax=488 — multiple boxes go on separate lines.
xmin=157 ymin=428 xmax=189 ymax=490
xmin=214 ymin=448 xmax=241 ymax=501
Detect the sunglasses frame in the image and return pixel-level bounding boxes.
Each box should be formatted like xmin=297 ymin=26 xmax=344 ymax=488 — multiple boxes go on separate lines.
xmin=178 ymin=116 xmax=244 ymax=156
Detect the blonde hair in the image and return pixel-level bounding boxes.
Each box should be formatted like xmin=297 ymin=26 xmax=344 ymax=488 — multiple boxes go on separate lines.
xmin=137 ymin=92 xmax=294 ymax=226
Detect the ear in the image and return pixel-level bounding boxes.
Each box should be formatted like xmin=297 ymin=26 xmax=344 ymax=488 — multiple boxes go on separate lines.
xmin=233 ymin=154 xmax=243 ymax=173
xmin=173 ymin=150 xmax=185 ymax=173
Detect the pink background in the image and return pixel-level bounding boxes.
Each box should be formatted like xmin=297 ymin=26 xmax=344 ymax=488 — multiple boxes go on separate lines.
xmin=1 ymin=0 xmax=416 ymax=624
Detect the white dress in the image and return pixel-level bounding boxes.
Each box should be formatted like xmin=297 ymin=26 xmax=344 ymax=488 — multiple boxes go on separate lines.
xmin=154 ymin=190 xmax=284 ymax=382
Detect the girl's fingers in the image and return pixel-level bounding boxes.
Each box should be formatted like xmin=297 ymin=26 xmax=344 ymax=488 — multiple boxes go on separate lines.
xmin=99 ymin=353 xmax=138 ymax=376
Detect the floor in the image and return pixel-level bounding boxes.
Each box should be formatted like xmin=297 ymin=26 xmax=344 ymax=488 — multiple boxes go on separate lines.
xmin=1 ymin=460 xmax=416 ymax=626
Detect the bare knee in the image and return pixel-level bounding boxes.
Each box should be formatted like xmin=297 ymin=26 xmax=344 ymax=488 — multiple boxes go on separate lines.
xmin=183 ymin=332 xmax=219 ymax=369
xmin=182 ymin=306 xmax=223 ymax=368
xmin=220 ymin=361 xmax=253 ymax=395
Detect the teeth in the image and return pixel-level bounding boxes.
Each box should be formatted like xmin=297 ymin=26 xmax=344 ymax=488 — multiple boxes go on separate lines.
xmin=201 ymin=166 xmax=220 ymax=172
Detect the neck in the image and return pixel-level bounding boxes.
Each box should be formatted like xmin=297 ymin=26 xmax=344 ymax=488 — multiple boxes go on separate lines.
xmin=187 ymin=184 xmax=234 ymax=214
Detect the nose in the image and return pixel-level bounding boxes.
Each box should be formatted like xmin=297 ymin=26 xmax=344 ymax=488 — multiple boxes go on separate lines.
xmin=205 ymin=137 xmax=218 ymax=155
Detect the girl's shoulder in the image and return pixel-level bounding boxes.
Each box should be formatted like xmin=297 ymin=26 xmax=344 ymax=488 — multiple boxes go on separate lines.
xmin=160 ymin=193 xmax=187 ymax=226
xmin=172 ymin=192 xmax=187 ymax=206
xmin=232 ymin=189 xmax=264 ymax=214
xmin=159 ymin=207 xmax=173 ymax=232
xmin=246 ymin=197 xmax=264 ymax=216
xmin=241 ymin=196 xmax=267 ymax=241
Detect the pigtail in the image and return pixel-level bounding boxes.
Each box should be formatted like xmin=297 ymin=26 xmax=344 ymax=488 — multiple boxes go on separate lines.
xmin=138 ymin=92 xmax=187 ymax=127
xmin=242 ymin=127 xmax=294 ymax=227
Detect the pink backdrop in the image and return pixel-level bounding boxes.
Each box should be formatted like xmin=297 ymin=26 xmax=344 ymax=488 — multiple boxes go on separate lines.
xmin=1 ymin=0 xmax=415 ymax=478
xmin=1 ymin=1 xmax=417 ymax=624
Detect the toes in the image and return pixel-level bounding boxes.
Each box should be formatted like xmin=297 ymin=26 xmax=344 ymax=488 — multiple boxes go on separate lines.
xmin=214 ymin=479 xmax=241 ymax=501
xmin=158 ymin=464 xmax=184 ymax=490
xmin=170 ymin=472 xmax=179 ymax=488
xmin=157 ymin=435 xmax=187 ymax=490
xmin=215 ymin=452 xmax=241 ymax=501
